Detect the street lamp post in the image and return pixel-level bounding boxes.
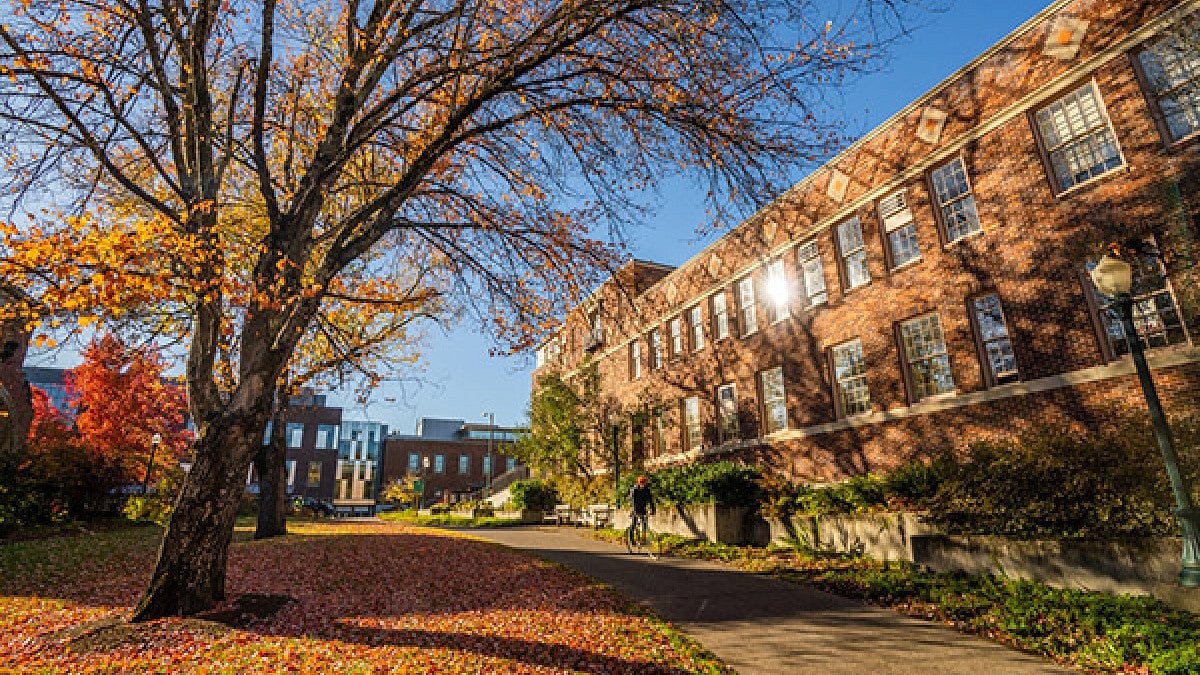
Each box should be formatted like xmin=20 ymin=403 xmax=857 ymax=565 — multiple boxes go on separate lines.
xmin=141 ymin=433 xmax=163 ymax=496
xmin=481 ymin=412 xmax=494 ymax=499
xmin=1091 ymin=251 xmax=1200 ymax=587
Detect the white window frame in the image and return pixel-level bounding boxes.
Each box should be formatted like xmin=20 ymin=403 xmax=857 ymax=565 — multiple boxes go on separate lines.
xmin=1034 ymin=80 xmax=1124 ymax=193
xmin=879 ymin=189 xmax=921 ymax=269
xmin=796 ymin=241 xmax=827 ymax=308
xmin=711 ymin=291 xmax=730 ymax=340
xmin=1138 ymin=24 xmax=1200 ymax=143
xmin=970 ymin=293 xmax=1019 ymax=386
xmin=683 ymin=396 xmax=702 ymax=451
xmin=716 ymin=383 xmax=739 ymax=443
xmin=831 ymin=339 xmax=871 ymax=417
xmin=899 ymin=313 xmax=956 ymax=402
xmin=737 ymin=276 xmax=758 ymax=336
xmin=765 ymin=258 xmax=790 ymax=324
xmin=630 ymin=341 xmax=642 ymax=379
xmin=930 ymin=157 xmax=982 ymax=244
xmin=669 ymin=316 xmax=683 ymax=356
xmin=836 ymin=217 xmax=871 ymax=289
xmin=759 ymin=366 xmax=788 ymax=434
xmin=689 ymin=305 xmax=705 ymax=351
xmin=650 ymin=329 xmax=664 ymax=369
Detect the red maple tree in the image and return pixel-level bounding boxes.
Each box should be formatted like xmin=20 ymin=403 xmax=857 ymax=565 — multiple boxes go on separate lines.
xmin=67 ymin=335 xmax=191 ymax=489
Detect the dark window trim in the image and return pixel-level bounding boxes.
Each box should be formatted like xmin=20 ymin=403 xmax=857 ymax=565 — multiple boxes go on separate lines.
xmin=966 ymin=291 xmax=1021 ymax=389
xmin=1128 ymin=39 xmax=1200 ymax=150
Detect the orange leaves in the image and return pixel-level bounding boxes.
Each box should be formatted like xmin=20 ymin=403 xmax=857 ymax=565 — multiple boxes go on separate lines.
xmin=0 ymin=522 xmax=726 ymax=673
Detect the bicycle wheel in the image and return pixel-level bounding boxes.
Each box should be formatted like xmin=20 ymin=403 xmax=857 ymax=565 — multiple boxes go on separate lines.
xmin=644 ymin=528 xmax=660 ymax=560
xmin=625 ymin=523 xmax=641 ymax=554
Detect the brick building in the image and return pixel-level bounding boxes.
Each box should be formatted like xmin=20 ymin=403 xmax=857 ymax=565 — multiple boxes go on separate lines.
xmin=382 ymin=418 xmax=526 ymax=506
xmin=276 ymin=394 xmax=343 ymax=502
xmin=533 ymin=0 xmax=1200 ymax=482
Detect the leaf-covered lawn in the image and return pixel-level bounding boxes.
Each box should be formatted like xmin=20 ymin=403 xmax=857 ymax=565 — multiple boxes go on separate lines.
xmin=0 ymin=521 xmax=729 ymax=673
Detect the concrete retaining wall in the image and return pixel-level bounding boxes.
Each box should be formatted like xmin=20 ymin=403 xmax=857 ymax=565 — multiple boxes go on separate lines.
xmin=612 ymin=504 xmax=755 ymax=544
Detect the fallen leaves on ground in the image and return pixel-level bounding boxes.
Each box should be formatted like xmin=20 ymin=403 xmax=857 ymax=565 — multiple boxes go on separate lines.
xmin=1 ymin=521 xmax=730 ymax=673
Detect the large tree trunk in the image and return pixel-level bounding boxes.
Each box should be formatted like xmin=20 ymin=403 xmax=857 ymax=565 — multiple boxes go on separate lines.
xmin=131 ymin=415 xmax=262 ymax=621
xmin=254 ymin=392 xmax=289 ymax=539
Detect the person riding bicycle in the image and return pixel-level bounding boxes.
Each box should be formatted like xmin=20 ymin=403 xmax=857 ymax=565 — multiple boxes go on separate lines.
xmin=629 ymin=475 xmax=656 ymax=520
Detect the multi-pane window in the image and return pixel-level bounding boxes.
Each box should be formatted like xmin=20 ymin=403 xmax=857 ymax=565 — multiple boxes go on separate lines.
xmin=650 ymin=329 xmax=664 ymax=369
xmin=737 ymin=276 xmax=758 ymax=336
xmin=287 ymin=422 xmax=304 ymax=449
xmin=506 ymin=457 xmax=516 ymax=473
xmin=1087 ymin=253 xmax=1188 ymax=357
xmin=408 ymin=453 xmax=419 ymax=473
xmin=433 ymin=454 xmax=445 ymax=474
xmin=483 ymin=455 xmax=492 ymax=478
xmin=1138 ymin=25 xmax=1200 ymax=142
xmin=669 ymin=317 xmax=683 ymax=356
xmin=836 ymin=217 xmax=871 ymax=289
xmin=286 ymin=460 xmax=296 ymax=491
xmin=766 ymin=259 xmax=790 ymax=324
xmin=879 ymin=190 xmax=920 ymax=268
xmin=629 ymin=341 xmax=642 ymax=379
xmin=711 ymin=291 xmax=730 ymax=340
xmin=1034 ymin=81 xmax=1124 ymax=192
xmin=689 ymin=305 xmax=705 ymax=351
xmin=307 ymin=461 xmax=322 ymax=487
xmin=315 ymin=424 xmax=339 ymax=450
xmin=930 ymin=157 xmax=982 ymax=243
xmin=716 ymin=384 xmax=739 ymax=443
xmin=682 ymin=397 xmax=702 ymax=450
xmin=458 ymin=454 xmax=470 ymax=475
xmin=971 ymin=294 xmax=1018 ymax=385
xmin=899 ymin=314 xmax=956 ymax=401
xmin=796 ymin=241 xmax=827 ymax=307
xmin=831 ymin=340 xmax=871 ymax=417
xmin=759 ymin=366 xmax=788 ymax=434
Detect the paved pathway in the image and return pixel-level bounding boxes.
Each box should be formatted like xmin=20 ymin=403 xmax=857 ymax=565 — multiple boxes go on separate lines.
xmin=465 ymin=526 xmax=1067 ymax=675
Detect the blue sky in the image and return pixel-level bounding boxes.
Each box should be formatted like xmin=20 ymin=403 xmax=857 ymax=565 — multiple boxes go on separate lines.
xmin=343 ymin=0 xmax=1054 ymax=432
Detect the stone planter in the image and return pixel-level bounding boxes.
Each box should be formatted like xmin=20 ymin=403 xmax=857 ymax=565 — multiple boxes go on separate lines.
xmin=496 ymin=509 xmax=544 ymax=523
xmin=613 ymin=503 xmax=756 ymax=544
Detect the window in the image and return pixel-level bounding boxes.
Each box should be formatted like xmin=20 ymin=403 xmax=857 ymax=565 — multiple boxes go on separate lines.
xmin=506 ymin=457 xmax=516 ymax=473
xmin=1034 ymin=81 xmax=1123 ymax=192
xmin=482 ymin=455 xmax=492 ymax=477
xmin=408 ymin=453 xmax=419 ymax=473
xmin=669 ymin=317 xmax=683 ymax=356
xmin=682 ymin=397 xmax=701 ymax=450
xmin=737 ymin=276 xmax=758 ymax=336
xmin=653 ymin=409 xmax=667 ymax=458
xmin=689 ymin=305 xmax=705 ymax=351
xmin=629 ymin=341 xmax=642 ymax=379
xmin=830 ymin=340 xmax=871 ymax=417
xmin=286 ymin=460 xmax=296 ymax=491
xmin=338 ymin=462 xmax=353 ymax=499
xmin=650 ymin=329 xmax=664 ymax=369
xmin=899 ymin=314 xmax=956 ymax=401
xmin=307 ymin=461 xmax=322 ymax=487
xmin=765 ymin=258 xmax=790 ymax=324
xmin=1138 ymin=25 xmax=1200 ymax=142
xmin=711 ymin=291 xmax=730 ymax=340
xmin=716 ymin=384 xmax=739 ymax=443
xmin=458 ymin=454 xmax=470 ymax=475
xmin=315 ymin=424 xmax=339 ymax=450
xmin=286 ymin=422 xmax=304 ymax=449
xmin=836 ymin=217 xmax=871 ymax=289
xmin=361 ymin=467 xmax=374 ymax=500
xmin=433 ymin=454 xmax=445 ymax=474
xmin=795 ymin=241 xmax=827 ymax=307
xmin=930 ymin=157 xmax=982 ymax=243
xmin=759 ymin=366 xmax=788 ymax=434
xmin=970 ymin=294 xmax=1018 ymax=385
xmin=879 ymin=190 xmax=920 ymax=268
xmin=1086 ymin=251 xmax=1187 ymax=358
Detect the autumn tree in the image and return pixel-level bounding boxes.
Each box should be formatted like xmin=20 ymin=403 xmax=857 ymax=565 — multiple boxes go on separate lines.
xmin=0 ymin=0 xmax=914 ymax=619
xmin=68 ymin=334 xmax=192 ymax=493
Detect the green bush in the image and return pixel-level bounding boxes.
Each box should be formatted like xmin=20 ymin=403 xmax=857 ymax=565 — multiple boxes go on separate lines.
xmin=794 ymin=474 xmax=890 ymax=515
xmin=123 ymin=495 xmax=172 ymax=527
xmin=925 ymin=416 xmax=1200 ymax=540
xmin=618 ymin=462 xmax=762 ymax=507
xmin=509 ymin=479 xmax=558 ymax=511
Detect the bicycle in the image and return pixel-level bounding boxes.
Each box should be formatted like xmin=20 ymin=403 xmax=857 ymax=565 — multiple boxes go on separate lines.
xmin=625 ymin=512 xmax=661 ymax=559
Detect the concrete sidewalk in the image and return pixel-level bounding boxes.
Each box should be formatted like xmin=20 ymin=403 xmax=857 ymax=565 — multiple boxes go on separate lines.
xmin=465 ymin=526 xmax=1067 ymax=675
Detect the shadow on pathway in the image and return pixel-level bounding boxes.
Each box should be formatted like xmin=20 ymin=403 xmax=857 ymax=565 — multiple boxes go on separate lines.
xmin=465 ymin=526 xmax=1069 ymax=675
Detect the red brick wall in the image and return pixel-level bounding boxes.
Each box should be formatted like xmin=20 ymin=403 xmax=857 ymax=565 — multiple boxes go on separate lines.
xmin=382 ymin=438 xmax=520 ymax=503
xmin=533 ymin=0 xmax=1200 ymax=481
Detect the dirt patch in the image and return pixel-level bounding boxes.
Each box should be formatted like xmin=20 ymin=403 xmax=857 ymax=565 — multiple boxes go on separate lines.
xmin=199 ymin=593 xmax=297 ymax=628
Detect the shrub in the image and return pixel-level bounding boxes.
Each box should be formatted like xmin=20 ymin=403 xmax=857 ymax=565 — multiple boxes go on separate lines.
xmin=123 ymin=495 xmax=172 ymax=527
xmin=757 ymin=473 xmax=798 ymax=518
xmin=882 ymin=457 xmax=954 ymax=506
xmin=618 ymin=462 xmax=762 ymax=507
xmin=793 ymin=474 xmax=889 ymax=515
xmin=924 ymin=415 xmax=1200 ymax=540
xmin=509 ymin=479 xmax=558 ymax=511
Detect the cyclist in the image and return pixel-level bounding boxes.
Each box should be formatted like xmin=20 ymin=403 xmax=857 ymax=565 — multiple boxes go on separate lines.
xmin=628 ymin=475 xmax=656 ymax=533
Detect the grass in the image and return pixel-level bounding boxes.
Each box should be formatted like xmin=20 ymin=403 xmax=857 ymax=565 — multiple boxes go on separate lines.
xmin=1 ymin=520 xmax=732 ymax=673
xmin=585 ymin=527 xmax=1200 ymax=674
xmin=378 ymin=510 xmax=531 ymax=528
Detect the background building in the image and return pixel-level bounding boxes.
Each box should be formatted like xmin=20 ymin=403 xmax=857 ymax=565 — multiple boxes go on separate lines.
xmin=335 ymin=420 xmax=387 ymax=516
xmin=534 ymin=0 xmax=1200 ymax=482
xmin=382 ymin=417 xmax=527 ymax=506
